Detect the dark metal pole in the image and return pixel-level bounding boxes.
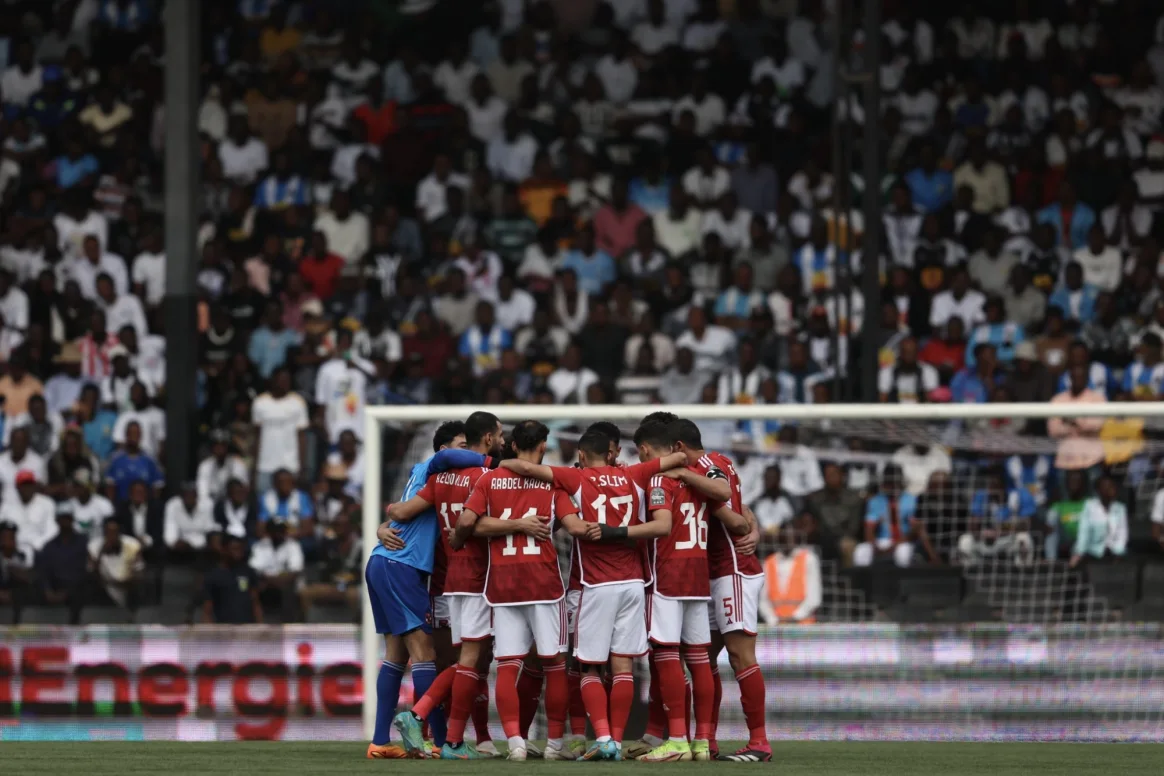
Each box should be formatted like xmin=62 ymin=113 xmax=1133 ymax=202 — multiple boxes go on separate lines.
xmin=164 ymin=0 xmax=201 ymax=490
xmin=829 ymin=0 xmax=847 ymax=401
xmin=860 ymin=0 xmax=882 ymax=403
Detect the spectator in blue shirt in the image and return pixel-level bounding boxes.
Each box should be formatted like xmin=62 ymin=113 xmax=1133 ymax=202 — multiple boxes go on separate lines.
xmin=561 ymin=226 xmax=616 ymax=296
xmin=54 ymin=136 xmax=99 ymax=190
xmin=1055 ymin=340 xmax=1113 ymax=398
xmin=79 ymin=384 xmax=118 ymax=461
xmin=950 ymin=343 xmax=1002 ymax=403
xmin=248 ymin=301 xmax=301 ymax=379
xmin=628 ymin=154 xmax=671 ymax=216
xmin=253 ymin=151 xmax=309 ymax=211
xmin=965 ymin=297 xmax=1025 ymax=367
xmin=104 ymin=421 xmax=164 ymax=502
xmin=1037 ymin=180 xmax=1095 ymax=249
xmin=854 ymin=465 xmax=920 ymax=567
xmin=904 ymin=144 xmax=954 ymax=213
xmin=1048 ymin=262 xmax=1098 ymax=326
xmin=259 ymin=468 xmax=316 ymax=551
xmin=26 ymin=69 xmax=80 ymax=133
xmin=960 ymin=467 xmax=1037 ymax=566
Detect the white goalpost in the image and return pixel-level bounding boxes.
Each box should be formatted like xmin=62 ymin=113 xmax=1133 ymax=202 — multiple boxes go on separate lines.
xmin=361 ymin=402 xmax=1164 ymax=742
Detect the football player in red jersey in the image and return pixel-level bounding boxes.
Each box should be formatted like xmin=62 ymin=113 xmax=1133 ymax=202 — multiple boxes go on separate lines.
xmin=668 ymin=418 xmax=769 ymax=762
xmin=385 ymin=412 xmax=504 ymax=760
xmin=633 ymin=420 xmax=752 ymax=762
xmin=498 ymin=429 xmax=687 ymax=762
xmin=449 ymin=420 xmax=587 ymax=761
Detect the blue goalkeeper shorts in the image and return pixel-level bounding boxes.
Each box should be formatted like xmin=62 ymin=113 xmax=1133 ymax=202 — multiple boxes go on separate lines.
xmin=365 ymin=555 xmax=432 ymax=636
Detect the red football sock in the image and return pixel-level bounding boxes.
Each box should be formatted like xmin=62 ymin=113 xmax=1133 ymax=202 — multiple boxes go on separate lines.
xmin=445 ymin=666 xmax=478 ymax=744
xmin=735 ymin=664 xmax=769 ymax=748
xmin=518 ymin=663 xmax=544 ymax=737
xmin=653 ymin=650 xmax=688 ymax=740
xmin=567 ymin=668 xmax=587 ymax=735
xmin=495 ymin=659 xmax=523 ymax=739
xmin=543 ymin=662 xmax=568 ymax=740
xmin=579 ymin=673 xmax=610 ymax=738
xmin=473 ymin=675 xmax=491 ymax=742
xmin=413 ymin=665 xmax=457 ymax=719
xmin=684 ymin=675 xmax=693 ymax=740
xmin=710 ymin=665 xmax=722 ymax=747
xmin=685 ymin=650 xmax=715 ymax=741
xmin=645 ymin=655 xmax=666 ymax=739
xmin=609 ymin=672 xmax=635 ymax=743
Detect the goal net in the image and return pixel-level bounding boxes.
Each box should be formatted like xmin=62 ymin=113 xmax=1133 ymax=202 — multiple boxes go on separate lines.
xmin=361 ymin=403 xmax=1164 ymax=743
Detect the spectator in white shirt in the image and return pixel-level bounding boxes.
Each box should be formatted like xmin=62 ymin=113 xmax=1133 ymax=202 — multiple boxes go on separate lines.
xmin=415 ymin=151 xmax=471 ymax=222
xmin=314 ymin=190 xmax=369 ymax=265
xmin=891 ymin=443 xmax=953 ymax=496
xmin=0 ymin=269 xmax=28 ymax=332
xmin=1072 ymin=224 xmax=1123 ymax=293
xmin=750 ymin=465 xmax=796 ymax=536
xmin=653 ymin=186 xmax=703 ymax=258
xmin=672 ymin=73 xmax=726 ymax=136
xmin=67 ymin=470 xmax=115 ymax=540
xmin=0 ymin=428 xmax=47 ymax=507
xmin=701 ymin=192 xmax=753 ymax=251
xmin=632 ymin=0 xmax=680 ymax=55
xmin=594 ymin=33 xmax=638 ymax=106
xmin=71 ymin=235 xmax=129 ymax=300
xmin=547 ymin=343 xmax=600 ymax=404
xmin=217 ymin=115 xmax=269 ymax=185
xmin=930 ymin=265 xmax=987 ymax=329
xmin=682 ymin=146 xmax=731 ymax=208
xmin=252 ymin=367 xmax=309 ymax=492
xmin=196 ymin=429 xmax=249 ymax=505
xmin=774 ymin=426 xmax=825 ymax=498
xmin=465 ymin=73 xmax=508 ymax=143
xmin=315 ymin=328 xmax=373 ymax=443
xmin=675 ymin=305 xmax=737 ymax=373
xmin=486 ymin=112 xmax=539 ymax=183
xmin=0 ymin=42 xmax=43 ymax=108
xmin=131 ymin=228 xmax=166 ymax=308
xmin=329 ymin=117 xmax=379 ymax=187
xmin=95 ymin=273 xmax=147 ymax=340
xmin=0 ymin=470 xmax=56 ymax=551
xmin=492 ymin=275 xmax=536 ymax=332
xmin=163 ymin=483 xmax=218 ymax=560
xmin=249 ymin=519 xmax=305 ymax=618
xmin=433 ymin=39 xmax=480 ymax=105
xmin=87 ymin=518 xmax=144 ymax=609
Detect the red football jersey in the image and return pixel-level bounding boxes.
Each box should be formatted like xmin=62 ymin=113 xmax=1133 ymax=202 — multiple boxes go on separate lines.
xmin=694 ymin=452 xmax=763 ymax=578
xmin=418 ymin=466 xmax=490 ymax=594
xmin=647 ymin=475 xmax=711 ymax=599
xmin=464 ymin=470 xmax=576 ymax=606
xmin=551 ymin=459 xmax=661 ymax=587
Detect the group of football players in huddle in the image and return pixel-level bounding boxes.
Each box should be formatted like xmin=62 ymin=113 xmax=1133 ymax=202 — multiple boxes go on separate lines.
xmin=364 ymin=411 xmax=770 ymax=763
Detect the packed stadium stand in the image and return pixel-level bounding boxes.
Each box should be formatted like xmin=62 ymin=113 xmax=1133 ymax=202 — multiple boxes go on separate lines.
xmin=2 ymin=0 xmax=1164 ymax=633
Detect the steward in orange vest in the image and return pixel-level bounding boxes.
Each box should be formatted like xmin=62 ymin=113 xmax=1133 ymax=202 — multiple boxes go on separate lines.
xmin=761 ymin=547 xmax=820 ymax=624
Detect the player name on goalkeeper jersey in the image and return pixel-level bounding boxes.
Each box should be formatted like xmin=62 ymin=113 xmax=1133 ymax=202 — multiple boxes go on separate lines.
xmin=466 ymin=468 xmax=569 ymax=605
xmin=696 ymin=452 xmax=764 ymax=579
xmin=419 ymin=466 xmax=489 ymax=595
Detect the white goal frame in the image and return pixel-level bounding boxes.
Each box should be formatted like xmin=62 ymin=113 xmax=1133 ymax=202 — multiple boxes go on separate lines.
xmin=360 ymin=401 xmax=1164 ymax=739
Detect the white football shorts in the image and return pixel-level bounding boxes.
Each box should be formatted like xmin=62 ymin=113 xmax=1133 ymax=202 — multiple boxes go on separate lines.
xmin=447 ymin=594 xmax=492 ymax=646
xmin=574 ymin=581 xmax=647 ymax=664
xmin=493 ymin=600 xmax=568 ymax=659
xmin=708 ymin=574 xmax=764 ymax=636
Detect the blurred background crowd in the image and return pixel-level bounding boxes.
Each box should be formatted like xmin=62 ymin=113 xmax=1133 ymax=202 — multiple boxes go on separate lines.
xmin=4 ymin=0 xmax=1164 ymax=625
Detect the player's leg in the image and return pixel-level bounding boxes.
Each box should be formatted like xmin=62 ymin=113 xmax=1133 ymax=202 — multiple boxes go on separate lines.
xmin=681 ymin=601 xmax=715 ymax=761
xmin=492 ymin=604 xmax=534 ymax=759
xmin=606 ymin=582 xmax=648 ymax=757
xmin=472 ymin=640 xmax=496 ymax=753
xmin=517 ymin=654 xmax=544 ymax=739
xmin=532 ymin=599 xmax=569 ymax=760
xmin=707 ymin=600 xmax=726 ymax=758
xmin=563 ymin=588 xmax=587 ymax=755
xmin=573 ymin=587 xmax=619 ymax=760
xmin=718 ymin=576 xmax=770 ymax=762
xmin=365 ymin=556 xmax=422 ymax=759
xmin=638 ymin=592 xmax=693 ymax=762
xmin=440 ymin=595 xmax=492 ymax=759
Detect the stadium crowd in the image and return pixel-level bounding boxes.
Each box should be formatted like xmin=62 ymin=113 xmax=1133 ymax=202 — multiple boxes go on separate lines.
xmin=4 ymin=0 xmax=1164 ymax=624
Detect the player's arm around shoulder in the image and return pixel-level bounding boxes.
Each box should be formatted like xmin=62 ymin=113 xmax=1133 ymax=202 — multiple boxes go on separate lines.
xmin=712 ymin=503 xmax=751 ymax=536
xmin=498 ymin=457 xmax=555 ymax=482
xmin=626 ymin=478 xmax=672 ymax=540
xmin=385 ymin=493 xmax=431 ymax=523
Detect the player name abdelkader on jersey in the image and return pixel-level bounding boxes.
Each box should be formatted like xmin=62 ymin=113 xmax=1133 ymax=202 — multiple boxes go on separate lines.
xmin=490 ymin=476 xmax=552 ymax=491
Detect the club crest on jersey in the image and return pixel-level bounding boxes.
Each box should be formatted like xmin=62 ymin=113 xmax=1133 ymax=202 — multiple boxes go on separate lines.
xmin=649 ymin=487 xmax=666 ymax=507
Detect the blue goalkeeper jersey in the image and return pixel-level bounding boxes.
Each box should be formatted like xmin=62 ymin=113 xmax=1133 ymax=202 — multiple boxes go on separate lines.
xmin=370 ymin=448 xmax=490 ymax=572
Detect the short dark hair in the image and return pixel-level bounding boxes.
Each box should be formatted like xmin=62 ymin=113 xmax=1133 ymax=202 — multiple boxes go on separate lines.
xmin=668 ymin=419 xmax=703 ymax=450
xmin=577 ymin=429 xmax=612 ymax=459
xmin=1143 ymin=332 xmax=1163 ymax=350
xmin=633 ymin=421 xmax=673 ymax=450
xmin=641 ymin=411 xmax=678 ymax=426
xmin=511 ymin=420 xmax=549 ymax=452
xmin=432 ymin=421 xmax=466 ymax=452
xmin=464 ymin=411 xmax=500 ymax=446
xmin=585 ymin=421 xmax=621 ymax=445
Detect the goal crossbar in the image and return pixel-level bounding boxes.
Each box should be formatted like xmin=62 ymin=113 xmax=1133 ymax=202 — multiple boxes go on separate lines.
xmin=359 ymin=401 xmax=1164 ymax=738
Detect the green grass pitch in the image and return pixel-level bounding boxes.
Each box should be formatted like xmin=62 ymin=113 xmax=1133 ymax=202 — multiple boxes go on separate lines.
xmin=4 ymin=742 xmax=1162 ymax=775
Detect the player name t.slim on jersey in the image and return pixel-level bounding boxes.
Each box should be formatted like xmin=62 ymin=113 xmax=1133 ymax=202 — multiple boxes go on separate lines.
xmin=464 ymin=472 xmax=573 ymax=606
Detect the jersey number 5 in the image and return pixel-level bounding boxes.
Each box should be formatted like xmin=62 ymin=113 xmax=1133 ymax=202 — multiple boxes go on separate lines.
xmin=499 ymin=507 xmax=541 ymax=556
xmin=590 ymin=494 xmax=634 ymax=526
xmin=675 ymin=502 xmax=708 ymax=550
